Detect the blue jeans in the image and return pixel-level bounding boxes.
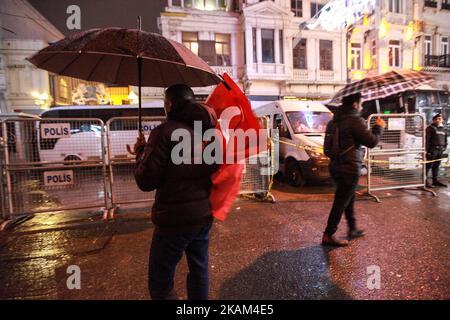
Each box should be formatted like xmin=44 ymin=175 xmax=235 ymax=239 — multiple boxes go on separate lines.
xmin=148 ymin=222 xmax=212 ymax=300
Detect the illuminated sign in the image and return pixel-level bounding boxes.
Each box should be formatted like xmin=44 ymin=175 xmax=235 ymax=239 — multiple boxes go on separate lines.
xmin=306 ymin=0 xmax=376 ymax=32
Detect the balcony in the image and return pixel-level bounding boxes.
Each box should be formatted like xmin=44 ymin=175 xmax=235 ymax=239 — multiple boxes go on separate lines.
xmin=424 ymin=55 xmax=450 ymax=69
xmin=212 ymin=65 xmax=234 ymax=77
xmin=292 ymin=69 xmax=308 ymax=81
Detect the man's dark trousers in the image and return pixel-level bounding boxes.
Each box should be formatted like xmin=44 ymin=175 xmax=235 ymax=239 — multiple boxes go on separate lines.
xmin=426 ymin=148 xmax=444 ymax=183
xmin=325 ymin=171 xmax=359 ymax=236
xmin=148 ymin=222 xmax=212 ymax=300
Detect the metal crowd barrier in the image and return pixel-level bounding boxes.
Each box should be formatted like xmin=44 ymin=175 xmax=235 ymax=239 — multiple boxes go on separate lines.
xmin=0 ymin=115 xmax=276 ymax=227
xmin=0 ymin=118 xmax=109 ymax=226
xmin=239 ymin=117 xmax=276 ymax=203
xmin=105 ymin=116 xmax=166 ymax=217
xmin=366 ymin=113 xmax=436 ymax=202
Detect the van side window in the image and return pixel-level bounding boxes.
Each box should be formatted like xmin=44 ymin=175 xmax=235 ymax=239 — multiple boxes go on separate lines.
xmin=273 ymin=113 xmax=291 ymax=139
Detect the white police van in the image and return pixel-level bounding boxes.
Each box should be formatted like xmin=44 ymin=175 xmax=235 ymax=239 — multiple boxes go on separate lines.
xmin=255 ymin=99 xmax=333 ymax=187
xmin=38 ymin=103 xmax=165 ymax=163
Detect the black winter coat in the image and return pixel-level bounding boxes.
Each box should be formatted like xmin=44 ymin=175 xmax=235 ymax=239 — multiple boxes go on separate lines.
xmin=134 ymin=101 xmax=218 ymax=234
xmin=326 ymin=108 xmax=383 ymax=176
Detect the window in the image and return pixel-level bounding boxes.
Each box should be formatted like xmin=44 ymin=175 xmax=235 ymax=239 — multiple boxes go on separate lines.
xmin=388 ymin=40 xmax=402 ymax=67
xmin=319 ymin=40 xmax=333 ymax=70
xmin=183 ymin=32 xmax=231 ymax=66
xmin=215 ymin=33 xmax=231 ymax=66
xmin=60 ymin=78 xmax=69 ymax=100
xmin=286 ymin=111 xmax=332 ymax=134
xmin=184 ymin=0 xmax=193 ymax=8
xmin=291 ymin=0 xmax=303 ymax=17
xmin=441 ymin=37 xmax=449 ymax=55
xmin=351 ymin=43 xmax=362 ymax=70
xmin=389 ymin=0 xmax=404 ymax=13
xmin=252 ymin=28 xmax=257 ymax=63
xmin=182 ymin=32 xmax=199 ymax=55
xmin=371 ymin=40 xmax=377 ymax=70
xmin=279 ymin=30 xmax=284 ymax=64
xmin=261 ymin=29 xmax=275 ymax=63
xmin=311 ymin=2 xmax=324 ymax=17
xmin=273 ymin=113 xmax=291 ymax=139
xmin=199 ymin=41 xmax=216 ymax=65
xmin=172 ymin=0 xmax=182 ymax=6
xmin=293 ymin=38 xmax=307 ymax=69
xmin=443 ymin=0 xmax=450 ymax=10
xmin=425 ymin=35 xmax=432 ymax=56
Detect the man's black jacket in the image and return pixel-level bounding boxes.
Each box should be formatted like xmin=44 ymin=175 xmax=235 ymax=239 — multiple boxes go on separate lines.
xmin=134 ymin=101 xmax=218 ymax=234
xmin=426 ymin=124 xmax=447 ymax=154
xmin=326 ymin=108 xmax=383 ymax=176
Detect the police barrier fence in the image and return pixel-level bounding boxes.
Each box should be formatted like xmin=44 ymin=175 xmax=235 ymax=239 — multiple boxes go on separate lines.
xmin=239 ymin=117 xmax=276 ymax=203
xmin=0 ymin=116 xmax=276 ymax=223
xmin=366 ymin=113 xmax=436 ymax=202
xmin=0 ymin=118 xmax=109 ymax=223
xmin=105 ymin=116 xmax=166 ymax=217
xmin=106 ymin=116 xmax=276 ymax=217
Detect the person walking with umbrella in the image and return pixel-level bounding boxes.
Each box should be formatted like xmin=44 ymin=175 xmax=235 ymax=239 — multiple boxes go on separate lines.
xmin=322 ymin=93 xmax=386 ymax=247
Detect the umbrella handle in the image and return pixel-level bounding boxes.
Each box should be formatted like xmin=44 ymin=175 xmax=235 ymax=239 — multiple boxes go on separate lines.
xmin=138 ymin=56 xmax=142 ymax=133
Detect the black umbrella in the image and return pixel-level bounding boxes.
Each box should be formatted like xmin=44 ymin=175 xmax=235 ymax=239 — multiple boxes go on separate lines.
xmin=28 ymin=18 xmax=221 ymax=131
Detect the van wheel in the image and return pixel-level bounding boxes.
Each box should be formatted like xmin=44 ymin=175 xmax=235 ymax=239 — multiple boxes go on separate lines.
xmin=285 ymin=159 xmax=306 ymax=187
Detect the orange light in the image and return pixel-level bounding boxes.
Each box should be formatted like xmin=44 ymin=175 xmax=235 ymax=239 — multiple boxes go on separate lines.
xmin=405 ymin=21 xmax=414 ymax=41
xmin=379 ymin=17 xmax=390 ymax=39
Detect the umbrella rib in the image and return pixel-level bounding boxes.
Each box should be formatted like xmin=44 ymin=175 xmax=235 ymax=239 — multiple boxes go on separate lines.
xmin=191 ymin=68 xmax=206 ymax=87
xmin=29 ymin=51 xmax=59 ymax=69
xmin=113 ymin=56 xmax=124 ymax=85
xmin=58 ymin=52 xmax=83 ymax=76
xmin=174 ymin=64 xmax=189 ymax=86
xmin=85 ymin=54 xmax=106 ymax=82
xmin=155 ymin=60 xmax=168 ymax=88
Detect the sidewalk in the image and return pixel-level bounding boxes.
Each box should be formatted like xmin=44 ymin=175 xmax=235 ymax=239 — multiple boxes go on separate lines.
xmin=0 ymin=180 xmax=449 ymax=300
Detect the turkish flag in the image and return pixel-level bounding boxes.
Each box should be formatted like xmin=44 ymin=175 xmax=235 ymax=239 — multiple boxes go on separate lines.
xmin=206 ymin=73 xmax=262 ymax=221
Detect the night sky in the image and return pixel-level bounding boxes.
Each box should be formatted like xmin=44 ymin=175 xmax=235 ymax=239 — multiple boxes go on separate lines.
xmin=28 ymin=0 xmax=167 ymax=35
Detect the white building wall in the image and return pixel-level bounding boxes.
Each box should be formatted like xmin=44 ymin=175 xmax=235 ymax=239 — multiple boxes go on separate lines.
xmin=159 ymin=0 xmax=347 ymax=104
xmin=417 ymin=0 xmax=450 ymax=90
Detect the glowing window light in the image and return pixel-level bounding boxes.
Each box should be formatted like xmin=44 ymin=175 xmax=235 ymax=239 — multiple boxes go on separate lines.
xmin=405 ymin=21 xmax=414 ymax=41
xmin=378 ymin=17 xmax=390 ymax=39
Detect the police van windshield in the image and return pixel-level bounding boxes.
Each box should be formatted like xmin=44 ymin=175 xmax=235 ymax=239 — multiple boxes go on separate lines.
xmin=286 ymin=111 xmax=332 ymax=134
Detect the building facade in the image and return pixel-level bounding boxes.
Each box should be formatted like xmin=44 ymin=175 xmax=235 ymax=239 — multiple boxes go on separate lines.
xmin=418 ymin=0 xmax=450 ymax=90
xmin=348 ymin=0 xmax=450 ymax=89
xmin=159 ymin=0 xmax=347 ymax=107
xmin=0 ymin=0 xmax=64 ymax=114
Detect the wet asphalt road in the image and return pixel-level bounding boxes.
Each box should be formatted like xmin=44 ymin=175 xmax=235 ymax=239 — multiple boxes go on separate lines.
xmin=0 ymin=178 xmax=449 ymax=300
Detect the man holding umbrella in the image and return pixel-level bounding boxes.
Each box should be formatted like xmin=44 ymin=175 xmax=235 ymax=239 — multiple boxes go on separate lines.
xmin=133 ymin=84 xmax=218 ymax=300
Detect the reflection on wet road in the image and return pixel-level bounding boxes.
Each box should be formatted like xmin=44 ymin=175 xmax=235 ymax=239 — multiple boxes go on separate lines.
xmin=0 ymin=180 xmax=449 ymax=300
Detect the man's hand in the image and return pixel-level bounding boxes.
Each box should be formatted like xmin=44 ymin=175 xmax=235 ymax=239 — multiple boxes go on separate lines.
xmin=375 ymin=117 xmax=386 ymax=129
xmin=127 ymin=132 xmax=146 ymax=156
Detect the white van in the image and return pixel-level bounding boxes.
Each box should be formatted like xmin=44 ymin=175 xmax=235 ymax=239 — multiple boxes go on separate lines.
xmin=38 ymin=104 xmax=165 ymax=163
xmin=255 ymin=100 xmax=333 ymax=187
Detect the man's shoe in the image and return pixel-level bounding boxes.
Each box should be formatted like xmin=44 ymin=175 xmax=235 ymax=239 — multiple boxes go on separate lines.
xmin=348 ymin=228 xmax=366 ymax=239
xmin=322 ymin=233 xmax=349 ymax=247
xmin=433 ymin=181 xmax=448 ymax=188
